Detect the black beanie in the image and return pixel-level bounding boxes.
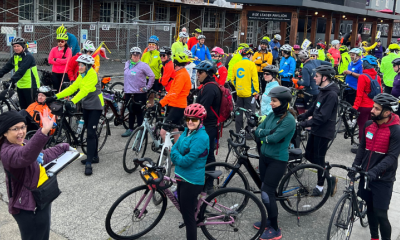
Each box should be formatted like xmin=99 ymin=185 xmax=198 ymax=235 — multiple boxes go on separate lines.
xmin=0 ymin=111 xmax=27 ymax=136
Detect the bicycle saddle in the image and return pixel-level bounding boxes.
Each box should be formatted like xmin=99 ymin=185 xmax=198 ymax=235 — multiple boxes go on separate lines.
xmin=205 ymin=170 xmax=223 ymax=179
xmin=288 ymin=148 xmax=302 ymax=156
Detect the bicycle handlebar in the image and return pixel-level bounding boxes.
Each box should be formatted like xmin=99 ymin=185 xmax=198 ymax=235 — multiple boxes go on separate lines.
xmin=324 ymin=161 xmax=370 ymax=190
xmin=157 ymin=122 xmax=185 ymax=131
xmin=133 ymin=157 xmax=174 ymax=190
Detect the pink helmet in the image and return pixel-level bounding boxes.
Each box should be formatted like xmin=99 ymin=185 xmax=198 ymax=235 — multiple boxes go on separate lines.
xmin=211 ymin=47 xmax=224 ymax=55
xmin=184 ymin=104 xmax=207 ymax=121
xmin=293 ymin=45 xmax=301 ymax=50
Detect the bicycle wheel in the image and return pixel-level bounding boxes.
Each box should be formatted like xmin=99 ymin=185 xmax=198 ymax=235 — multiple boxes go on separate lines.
xmin=278 ymin=163 xmax=331 ymax=215
xmin=0 ymin=100 xmax=11 ymax=114
xmin=121 ymin=105 xmax=130 ymax=130
xmin=223 ymin=113 xmax=234 ymax=128
xmin=205 ymin=162 xmax=250 ymax=192
xmin=25 ymin=130 xmax=37 ymax=140
xmin=327 ymin=194 xmax=354 ymax=240
xmin=199 ymin=187 xmax=267 ymax=240
xmin=81 ymin=114 xmax=109 ymax=155
xmin=123 ymin=126 xmax=148 ymax=173
xmin=105 ymin=185 xmax=167 ymax=240
xmin=110 ymin=81 xmax=124 ymax=93
xmin=46 ymin=126 xmax=71 ymax=149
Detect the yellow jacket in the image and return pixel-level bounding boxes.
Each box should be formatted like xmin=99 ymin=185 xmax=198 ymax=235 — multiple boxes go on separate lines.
xmin=231 ymin=58 xmax=260 ymax=98
xmin=363 ymin=42 xmax=378 ymax=56
xmin=253 ymin=51 xmax=273 ymax=72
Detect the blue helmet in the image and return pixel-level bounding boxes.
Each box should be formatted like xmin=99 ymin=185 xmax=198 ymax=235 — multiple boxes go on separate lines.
xmin=194 ymin=60 xmax=216 ymax=75
xmin=362 ymin=55 xmax=378 ymax=66
xmin=148 ymin=35 xmax=159 ymax=44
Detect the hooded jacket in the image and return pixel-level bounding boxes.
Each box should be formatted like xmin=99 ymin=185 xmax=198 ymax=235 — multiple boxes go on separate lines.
xmin=261 ymin=80 xmax=280 ymax=116
xmin=197 ymin=76 xmax=222 ymax=127
xmin=381 ymin=52 xmax=400 ymax=87
xmin=353 ymin=68 xmax=382 ymax=110
xmin=353 ymin=114 xmax=400 ymax=182
xmin=279 ymin=56 xmax=296 ymax=82
xmin=299 ymin=59 xmax=331 ymax=96
xmin=299 ymin=82 xmax=340 ymax=140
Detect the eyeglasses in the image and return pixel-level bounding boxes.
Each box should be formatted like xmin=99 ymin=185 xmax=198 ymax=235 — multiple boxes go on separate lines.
xmin=263 ymin=72 xmax=271 ymax=76
xmin=197 ymin=70 xmax=205 ymax=75
xmin=160 ymin=54 xmax=167 ymax=57
xmin=57 ymin=40 xmax=65 ymax=43
xmin=9 ymin=125 xmax=27 ymax=133
xmin=211 ymin=54 xmax=220 ymax=58
xmin=185 ymin=117 xmax=199 ymax=123
xmin=148 ymin=43 xmax=156 ymax=46
xmin=310 ymin=56 xmax=317 ymax=58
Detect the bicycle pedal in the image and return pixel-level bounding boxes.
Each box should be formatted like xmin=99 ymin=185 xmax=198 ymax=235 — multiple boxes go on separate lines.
xmin=178 ymin=222 xmax=186 ymax=228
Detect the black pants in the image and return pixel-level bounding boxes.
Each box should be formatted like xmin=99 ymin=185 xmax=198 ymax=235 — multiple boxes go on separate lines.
xmin=281 ymin=80 xmax=292 ymax=88
xmin=235 ymin=96 xmax=255 ymax=133
xmin=51 ymin=72 xmax=70 ymax=93
xmin=177 ymin=181 xmax=203 ymax=240
xmin=205 ymin=126 xmax=218 ymax=190
xmin=17 ymin=88 xmax=36 ymax=110
xmin=82 ymin=109 xmax=102 ymax=164
xmin=344 ymin=89 xmax=357 ymax=106
xmin=125 ymin=93 xmax=147 ymax=130
xmin=12 ymin=203 xmax=51 ymax=240
xmin=384 ymin=86 xmax=392 ymax=94
xmin=258 ymin=72 xmax=267 ymax=94
xmin=304 ymin=134 xmax=330 ymax=186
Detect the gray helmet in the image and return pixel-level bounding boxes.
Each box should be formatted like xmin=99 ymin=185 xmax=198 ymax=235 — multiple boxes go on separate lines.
xmin=309 ymin=49 xmax=319 ymax=55
xmin=267 ymin=86 xmax=292 ymax=102
xmin=11 ymin=37 xmax=26 ymax=47
xmin=274 ymin=34 xmax=281 ymax=41
xmin=262 ymin=65 xmax=279 ymax=73
xmin=198 ymin=35 xmax=206 ymax=40
xmin=298 ymin=50 xmax=309 ymax=60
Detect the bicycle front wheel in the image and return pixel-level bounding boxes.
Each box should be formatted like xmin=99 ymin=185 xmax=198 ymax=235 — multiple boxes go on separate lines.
xmin=327 ymin=194 xmax=354 ymax=240
xmin=199 ymin=187 xmax=267 ymax=240
xmin=105 ymin=185 xmax=167 ymax=240
xmin=123 ymin=126 xmax=148 ymax=173
xmin=81 ymin=114 xmax=109 ymax=155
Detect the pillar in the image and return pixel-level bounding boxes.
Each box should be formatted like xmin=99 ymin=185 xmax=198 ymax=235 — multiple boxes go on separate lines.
xmin=280 ymin=22 xmax=287 ymax=45
xmin=310 ymin=16 xmax=317 ymax=44
xmin=334 ymin=17 xmax=340 ymax=40
xmin=351 ymin=17 xmax=359 ymax=47
xmin=325 ymin=14 xmax=333 ymax=45
xmin=240 ymin=8 xmax=248 ymax=44
xmin=387 ymin=21 xmax=394 ymax=47
xmin=289 ymin=11 xmax=299 ymax=46
xmin=371 ymin=21 xmax=378 ymax=44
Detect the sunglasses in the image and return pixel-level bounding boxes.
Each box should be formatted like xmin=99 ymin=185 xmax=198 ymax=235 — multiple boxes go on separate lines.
xmin=148 ymin=43 xmax=156 ymax=46
xmin=57 ymin=40 xmax=65 ymax=43
xmin=186 ymin=117 xmax=199 ymax=123
xmin=131 ymin=52 xmax=141 ymax=56
xmin=310 ymin=56 xmax=317 ymax=58
xmin=197 ymin=70 xmax=205 ymax=75
xmin=160 ymin=54 xmax=167 ymax=57
xmin=263 ymin=72 xmax=271 ymax=76
xmin=211 ymin=54 xmax=220 ymax=58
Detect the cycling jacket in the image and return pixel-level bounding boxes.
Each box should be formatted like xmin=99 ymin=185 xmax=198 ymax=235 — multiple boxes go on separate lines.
xmin=328 ymin=48 xmax=341 ymax=65
xmin=231 ymin=58 xmax=259 ymax=98
xmin=318 ymin=49 xmax=326 ymax=61
xmin=160 ymin=68 xmax=191 ymax=108
xmin=279 ymin=56 xmax=296 ymax=82
xmin=261 ymin=80 xmax=280 ymax=116
xmin=353 ymin=68 xmax=382 ymax=110
xmin=345 ymin=59 xmax=363 ymax=90
xmin=253 ymin=51 xmax=273 ymax=72
xmin=338 ymin=52 xmax=351 ymax=75
xmin=227 ymin=53 xmax=243 ymax=81
xmin=160 ymin=60 xmax=175 ymax=92
xmin=48 ymin=47 xmax=72 ymax=74
xmin=171 ymin=41 xmax=188 ymax=56
xmin=191 ymin=44 xmax=212 ymax=65
xmin=214 ymin=62 xmax=227 ymax=85
xmin=363 ymin=42 xmax=378 ymax=56
xmin=66 ymin=53 xmax=97 ymax=81
xmin=381 ymin=52 xmax=400 ymax=87
xmin=141 ymin=50 xmax=162 ymax=79
xmin=187 ymin=37 xmax=198 ymax=51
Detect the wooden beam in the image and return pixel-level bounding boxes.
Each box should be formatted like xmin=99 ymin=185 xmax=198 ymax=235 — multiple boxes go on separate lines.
xmin=334 ymin=17 xmax=340 ymax=40
xmin=290 ymin=10 xmax=299 ymax=46
xmin=310 ymin=16 xmax=317 ymax=43
xmin=371 ymin=21 xmax=378 ymax=44
xmin=387 ymin=21 xmax=394 ymax=47
xmin=280 ymin=22 xmax=287 ymax=45
xmin=325 ymin=14 xmax=333 ymax=45
xmin=240 ymin=8 xmax=248 ymax=44
xmin=351 ymin=17 xmax=359 ymax=48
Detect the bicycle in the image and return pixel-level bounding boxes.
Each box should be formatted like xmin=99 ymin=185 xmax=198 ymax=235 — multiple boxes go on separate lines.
xmin=100 ymin=75 xmax=124 ymax=91
xmin=105 ymin=157 xmax=268 ymax=240
xmin=102 ymin=88 xmax=131 ymax=128
xmin=324 ymin=162 xmax=370 ymax=240
xmin=0 ymin=81 xmax=21 ymax=113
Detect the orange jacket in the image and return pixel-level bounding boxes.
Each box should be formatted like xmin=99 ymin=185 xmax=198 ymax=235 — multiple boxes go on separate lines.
xmin=26 ymin=102 xmax=56 ymax=135
xmin=160 ymin=68 xmax=191 ymax=108
xmin=160 ymin=60 xmax=175 ymax=92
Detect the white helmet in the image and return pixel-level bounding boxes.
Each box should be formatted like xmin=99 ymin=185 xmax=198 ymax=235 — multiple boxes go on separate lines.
xmin=76 ymin=55 xmax=95 ymax=65
xmin=331 ymin=40 xmax=340 ymax=46
xmin=83 ymin=40 xmax=96 ymax=52
xmin=179 ymin=32 xmax=189 ymax=38
xmin=183 ymin=49 xmax=192 ymax=57
xmin=310 ymin=49 xmax=319 ymax=55
xmin=198 ymin=35 xmax=206 ymax=40
xmin=280 ymin=44 xmax=292 ymax=52
xmin=130 ymin=47 xmax=142 ymax=54
xmin=274 ymin=34 xmax=281 ymax=41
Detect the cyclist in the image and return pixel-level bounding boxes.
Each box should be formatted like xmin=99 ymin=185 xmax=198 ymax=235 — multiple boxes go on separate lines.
xmin=231 ymin=48 xmax=259 ymax=134
xmin=159 ymin=52 xmax=192 ymax=143
xmin=159 ymin=46 xmax=175 ymax=92
xmin=141 ymin=36 xmax=162 ymax=106
xmin=269 ymin=34 xmax=281 ymax=65
xmin=380 ymin=43 xmax=400 ymax=93
xmin=67 ymin=40 xmax=97 ymax=81
xmin=316 ymin=41 xmax=327 ymax=61
xmin=56 ymin=25 xmax=80 ymax=56
xmin=391 ymin=58 xmax=400 ymax=102
xmin=260 ymin=65 xmax=281 ymax=116
xmin=309 ymin=49 xmax=320 ymax=60
xmin=210 ymin=47 xmax=227 ymax=86
xmin=338 ymin=45 xmax=351 ymax=75
xmin=328 ymin=40 xmax=341 ymax=68
xmin=278 ymin=44 xmax=296 ymax=87
xmin=227 ymin=43 xmax=249 ymax=82
xmin=187 ymin=28 xmax=202 ymax=51
xmin=183 ymin=50 xmax=196 ymax=87
xmin=0 ymin=37 xmax=40 ymax=109
xmin=170 ymin=103 xmax=209 ymax=240
xmin=171 ymin=32 xmax=189 ymax=56
xmin=254 ymin=86 xmax=296 ymax=240
xmin=343 ymin=48 xmax=363 ymax=107
xmin=349 ymin=93 xmax=400 ymax=240
xmin=191 ymin=35 xmax=212 ymax=66
xmin=292 ymin=45 xmax=302 ymax=70
xmin=362 ymin=40 xmax=378 ymax=56
xmin=298 ymin=65 xmax=339 ymax=197
xmin=121 ymin=47 xmax=155 ymax=138
xmin=253 ymin=39 xmax=273 ymax=93
xmin=48 ymin=33 xmax=72 ymax=93
xmin=371 ymin=39 xmax=385 ymax=60
xmin=195 ymin=60 xmax=222 ymax=194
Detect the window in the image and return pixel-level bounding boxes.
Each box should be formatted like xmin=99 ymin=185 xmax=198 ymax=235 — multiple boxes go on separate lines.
xmin=376 ymin=0 xmax=380 ymax=7
xmin=19 ymin=0 xmax=34 ymax=21
xmin=155 ymin=6 xmax=169 ymax=21
xmin=385 ymin=0 xmax=389 ymax=8
xmin=100 ymin=2 xmax=139 ymax=23
xmin=203 ymin=9 xmax=224 ymax=30
xmin=56 ymin=0 xmax=71 ymax=21
xmin=38 ymin=0 xmax=54 ymax=21
xmin=20 ymin=0 xmax=73 ymax=22
xmin=100 ymin=3 xmax=112 ymax=22
xmin=363 ymin=23 xmax=371 ymax=34
xmin=246 ymin=21 xmax=255 ymax=45
xmin=124 ymin=3 xmax=137 ymax=22
xmin=346 ymin=24 xmax=352 ymax=33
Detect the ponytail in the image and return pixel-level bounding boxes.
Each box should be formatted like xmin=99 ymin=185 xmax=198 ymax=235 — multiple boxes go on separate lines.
xmin=63 ymin=43 xmax=70 ymax=58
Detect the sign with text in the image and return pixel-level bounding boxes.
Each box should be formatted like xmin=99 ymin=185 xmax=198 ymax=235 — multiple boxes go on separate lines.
xmin=301 ymin=39 xmax=311 ymax=50
xmin=81 ymin=29 xmax=88 ymax=43
xmin=24 ymin=25 xmax=34 ymax=33
xmin=102 ymin=25 xmax=110 ymax=30
xmin=27 ymin=41 xmax=37 ymax=53
xmin=247 ymin=11 xmax=292 ymax=22
xmin=90 ymin=24 xmax=96 ymax=30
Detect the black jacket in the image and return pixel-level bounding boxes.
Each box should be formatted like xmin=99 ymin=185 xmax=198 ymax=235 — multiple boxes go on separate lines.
xmin=0 ymin=49 xmax=38 ymax=87
xmin=197 ymin=76 xmax=221 ymax=127
xmin=299 ymin=82 xmax=339 ymax=140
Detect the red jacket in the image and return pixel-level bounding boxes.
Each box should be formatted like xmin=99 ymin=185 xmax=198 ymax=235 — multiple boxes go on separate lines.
xmin=214 ymin=62 xmax=227 ymax=85
xmin=66 ymin=53 xmax=81 ymax=81
xmin=187 ymin=37 xmax=198 ymax=52
xmin=160 ymin=60 xmax=175 ymax=92
xmin=353 ymin=68 xmax=382 ymax=110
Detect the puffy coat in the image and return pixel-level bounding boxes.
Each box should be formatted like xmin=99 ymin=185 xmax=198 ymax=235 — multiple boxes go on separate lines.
xmin=261 ymin=80 xmax=280 ymax=116
xmin=353 ymin=68 xmax=382 ymax=110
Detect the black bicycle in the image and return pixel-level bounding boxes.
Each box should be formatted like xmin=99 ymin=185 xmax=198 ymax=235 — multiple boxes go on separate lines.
xmin=0 ymin=81 xmax=20 ymax=113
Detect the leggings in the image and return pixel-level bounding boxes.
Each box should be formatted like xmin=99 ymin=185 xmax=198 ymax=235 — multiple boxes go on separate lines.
xmin=125 ymin=93 xmax=147 ymax=130
xmin=177 ymin=180 xmax=203 ymax=240
xmin=12 ymin=203 xmax=51 ymax=240
xmin=17 ymin=88 xmax=36 ymax=110
xmin=304 ymin=134 xmax=330 ymax=186
xmin=357 ymin=107 xmax=372 ymax=142
xmin=51 ymin=72 xmax=70 ymax=93
xmin=82 ymin=109 xmax=102 ymax=164
xmin=259 ymin=154 xmax=287 ymax=231
xmin=366 ymin=201 xmax=391 ymax=240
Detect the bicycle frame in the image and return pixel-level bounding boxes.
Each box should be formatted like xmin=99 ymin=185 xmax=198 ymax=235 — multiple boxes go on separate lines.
xmin=103 ymin=92 xmax=129 ymax=125
xmin=157 ymin=130 xmax=180 ymax=168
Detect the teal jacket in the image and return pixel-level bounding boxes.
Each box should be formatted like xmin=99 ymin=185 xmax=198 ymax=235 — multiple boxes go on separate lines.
xmin=171 ymin=126 xmax=210 ymax=185
xmin=255 ymin=112 xmax=296 ymax=161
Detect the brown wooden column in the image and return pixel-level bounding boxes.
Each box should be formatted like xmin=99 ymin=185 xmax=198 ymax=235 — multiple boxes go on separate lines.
xmin=371 ymin=21 xmax=378 ymax=44
xmin=280 ymin=22 xmax=287 ymax=45
xmin=334 ymin=17 xmax=340 ymax=40
xmin=387 ymin=21 xmax=394 ymax=46
xmin=351 ymin=17 xmax=359 ymax=47
xmin=289 ymin=11 xmax=299 ymax=45
xmin=325 ymin=14 xmax=333 ymax=45
xmin=310 ymin=16 xmax=318 ymax=43
xmin=240 ymin=8 xmax=248 ymax=44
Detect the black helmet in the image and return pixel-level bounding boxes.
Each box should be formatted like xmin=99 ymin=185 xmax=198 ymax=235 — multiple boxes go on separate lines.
xmin=262 ymin=65 xmax=279 ymax=73
xmin=37 ymin=86 xmax=53 ymax=98
xmin=314 ymin=65 xmax=335 ymax=79
xmin=194 ymin=60 xmax=216 ymax=75
xmin=373 ymin=93 xmax=399 ymax=112
xmin=240 ymin=47 xmax=254 ymax=56
xmin=392 ymin=58 xmax=400 ymax=66
xmin=267 ymin=86 xmax=292 ymax=102
xmin=260 ymin=39 xmax=269 ymax=45
xmin=159 ymin=46 xmax=172 ymax=55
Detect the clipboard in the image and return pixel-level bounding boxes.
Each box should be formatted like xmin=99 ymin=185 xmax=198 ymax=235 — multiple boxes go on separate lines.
xmin=43 ymin=151 xmax=80 ymax=175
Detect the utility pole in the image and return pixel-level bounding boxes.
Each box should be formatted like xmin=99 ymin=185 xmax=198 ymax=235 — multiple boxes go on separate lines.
xmin=393 ymin=0 xmax=397 ymax=15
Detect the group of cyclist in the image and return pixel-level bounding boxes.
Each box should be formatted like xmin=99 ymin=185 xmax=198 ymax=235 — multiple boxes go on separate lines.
xmin=1 ymin=24 xmax=400 ymax=240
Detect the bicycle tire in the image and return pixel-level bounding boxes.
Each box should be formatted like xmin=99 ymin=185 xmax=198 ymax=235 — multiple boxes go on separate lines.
xmin=109 ymin=81 xmax=124 ymax=93
xmin=25 ymin=130 xmax=37 ymax=140
xmin=121 ymin=105 xmax=130 ymax=130
xmin=326 ymin=194 xmax=353 ymax=240
xmin=105 ymin=185 xmax=167 ymax=240
xmin=278 ymin=163 xmax=331 ymax=215
xmin=205 ymin=162 xmax=250 ymax=192
xmin=223 ymin=114 xmax=234 ymax=128
xmin=199 ymin=187 xmax=266 ymax=240
xmin=80 ymin=114 xmax=109 ymax=155
xmin=123 ymin=126 xmax=148 ymax=173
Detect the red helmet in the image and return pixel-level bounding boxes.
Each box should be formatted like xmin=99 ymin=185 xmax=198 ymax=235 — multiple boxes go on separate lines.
xmin=211 ymin=47 xmax=224 ymax=55
xmin=184 ymin=104 xmax=207 ymax=120
xmin=293 ymin=45 xmax=301 ymax=50
xmin=317 ymin=42 xmax=326 ymax=49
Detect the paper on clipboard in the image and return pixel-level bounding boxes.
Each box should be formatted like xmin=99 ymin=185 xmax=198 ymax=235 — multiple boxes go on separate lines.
xmin=43 ymin=151 xmax=80 ymax=175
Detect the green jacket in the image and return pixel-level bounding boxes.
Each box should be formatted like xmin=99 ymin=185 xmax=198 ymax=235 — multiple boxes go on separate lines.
xmin=171 ymin=41 xmax=188 ymax=56
xmin=381 ymin=52 xmax=400 ymax=87
xmin=318 ymin=49 xmax=326 ymax=61
xmin=228 ymin=53 xmax=243 ymax=82
xmin=338 ymin=52 xmax=351 ymax=75
xmin=255 ymin=112 xmax=296 ymax=161
xmin=141 ymin=50 xmax=162 ymax=79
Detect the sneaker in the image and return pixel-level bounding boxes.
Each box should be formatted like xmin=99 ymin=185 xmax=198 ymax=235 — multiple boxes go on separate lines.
xmin=81 ymin=156 xmax=99 ymax=165
xmin=253 ymin=219 xmax=271 ymax=230
xmin=85 ymin=164 xmax=92 ymax=176
xmin=330 ymin=176 xmax=338 ymax=197
xmin=121 ymin=129 xmax=133 ymax=137
xmin=351 ymin=144 xmax=358 ymax=154
xmin=310 ymin=187 xmax=323 ymax=197
xmin=260 ymin=228 xmax=282 ymax=240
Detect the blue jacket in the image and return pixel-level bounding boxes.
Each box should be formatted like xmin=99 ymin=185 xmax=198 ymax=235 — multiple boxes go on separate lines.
xmin=345 ymin=59 xmax=363 ymax=90
xmin=279 ymin=56 xmax=296 ymax=82
xmin=261 ymin=81 xmax=280 ymax=116
xmin=191 ymin=44 xmax=212 ymax=65
xmin=299 ymin=60 xmax=331 ymax=95
xmin=171 ymin=126 xmax=210 ymax=185
xmin=67 ymin=33 xmax=81 ymax=56
xmin=269 ymin=40 xmax=281 ymax=60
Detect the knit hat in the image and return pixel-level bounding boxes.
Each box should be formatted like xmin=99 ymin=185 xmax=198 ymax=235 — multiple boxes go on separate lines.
xmin=0 ymin=111 xmax=27 ymax=136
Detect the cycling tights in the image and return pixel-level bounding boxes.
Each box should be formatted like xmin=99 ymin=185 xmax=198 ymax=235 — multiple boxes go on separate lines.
xmin=366 ymin=200 xmax=391 ymax=240
xmin=82 ymin=109 xmax=102 ymax=164
xmin=125 ymin=93 xmax=147 ymax=130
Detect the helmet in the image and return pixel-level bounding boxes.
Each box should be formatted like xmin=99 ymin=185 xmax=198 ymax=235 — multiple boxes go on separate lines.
xmin=293 ymin=45 xmax=301 ymax=50
xmin=238 ymin=43 xmax=249 ymax=48
xmin=148 ymin=35 xmax=159 ymax=44
xmin=373 ymin=93 xmax=399 ymax=112
xmin=280 ymin=44 xmax=292 ymax=52
xmin=274 ymin=34 xmax=281 ymax=41
xmin=130 ymin=47 xmax=142 ymax=54
xmin=83 ymin=40 xmax=96 ymax=52
xmin=260 ymin=39 xmax=269 ymax=45
xmin=397 ymin=38 xmax=400 ymax=42
xmin=76 ymin=55 xmax=95 ymax=65
xmin=298 ymin=50 xmax=309 ymax=60
xmin=11 ymin=37 xmax=26 ymax=46
xmin=388 ymin=44 xmax=400 ymax=50
xmin=56 ymin=33 xmax=68 ymax=40
xmin=262 ymin=65 xmax=279 ymax=73
xmin=194 ymin=60 xmax=216 ymax=75
xmin=184 ymin=103 xmax=207 ymax=121
xmin=56 ymin=25 xmax=67 ymax=34
xmin=349 ymin=48 xmax=362 ymax=56
xmin=310 ymin=49 xmax=319 ymax=55
xmin=198 ymin=35 xmax=206 ymax=40
xmin=179 ymin=32 xmax=189 ymax=38
xmin=183 ymin=49 xmax=193 ymax=58
xmin=159 ymin=46 xmax=171 ymax=55
xmin=240 ymin=47 xmax=254 ymax=56
xmin=194 ymin=28 xmax=202 ymax=33
xmin=262 ymin=36 xmax=271 ymax=42
xmin=267 ymin=86 xmax=292 ymax=102
xmin=362 ymin=41 xmax=368 ymax=47
xmin=172 ymin=52 xmax=191 ymax=63
xmin=392 ymin=58 xmax=400 ymax=65
xmin=339 ymin=45 xmax=348 ymax=52
xmin=314 ymin=65 xmax=335 ymax=78
xmin=37 ymin=86 xmax=53 ymax=98
xmin=331 ymin=40 xmax=340 ymax=46
xmin=211 ymin=47 xmax=224 ymax=55
xmin=377 ymin=38 xmax=381 ymax=42
xmin=317 ymin=42 xmax=326 ymax=49
xmin=362 ymin=55 xmax=378 ymax=66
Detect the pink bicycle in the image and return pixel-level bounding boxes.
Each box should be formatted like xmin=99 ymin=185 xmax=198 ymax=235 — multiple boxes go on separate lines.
xmin=105 ymin=157 xmax=267 ymax=240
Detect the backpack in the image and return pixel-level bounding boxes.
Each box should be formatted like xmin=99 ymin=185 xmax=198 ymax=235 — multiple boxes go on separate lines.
xmin=364 ymin=74 xmax=381 ymax=99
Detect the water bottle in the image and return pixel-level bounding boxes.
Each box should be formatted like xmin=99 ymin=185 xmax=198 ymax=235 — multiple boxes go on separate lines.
xmin=351 ymin=119 xmax=357 ymax=128
xmin=161 ymin=108 xmax=165 ymax=116
xmin=251 ymin=97 xmax=255 ymax=104
xmin=118 ymin=102 xmax=123 ymax=113
xmin=77 ymin=118 xmax=84 ymax=134
xmin=113 ymin=101 xmax=119 ymax=113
